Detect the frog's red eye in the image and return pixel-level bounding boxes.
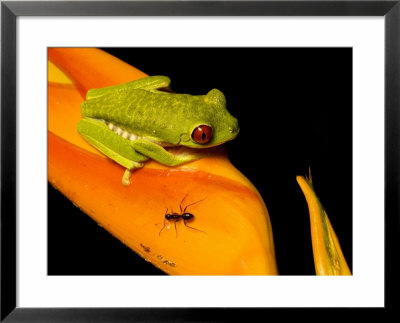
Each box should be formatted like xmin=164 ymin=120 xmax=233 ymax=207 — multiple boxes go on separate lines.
xmin=191 ymin=125 xmax=213 ymax=144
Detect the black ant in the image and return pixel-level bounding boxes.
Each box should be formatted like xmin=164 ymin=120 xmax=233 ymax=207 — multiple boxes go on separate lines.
xmin=159 ymin=194 xmax=205 ymax=237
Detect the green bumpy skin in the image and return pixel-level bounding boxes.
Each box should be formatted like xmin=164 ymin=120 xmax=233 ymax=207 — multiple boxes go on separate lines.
xmin=77 ymin=75 xmax=239 ymax=186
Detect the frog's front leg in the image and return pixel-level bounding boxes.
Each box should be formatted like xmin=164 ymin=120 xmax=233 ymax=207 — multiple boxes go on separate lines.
xmin=130 ymin=139 xmax=207 ymax=167
xmin=77 ymin=118 xmax=148 ymax=186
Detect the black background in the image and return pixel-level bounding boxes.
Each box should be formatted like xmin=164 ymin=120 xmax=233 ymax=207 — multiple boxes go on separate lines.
xmin=48 ymin=48 xmax=352 ymax=275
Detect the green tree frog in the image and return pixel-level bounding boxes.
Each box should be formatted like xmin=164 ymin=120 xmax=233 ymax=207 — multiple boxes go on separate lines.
xmin=77 ymin=76 xmax=239 ymax=186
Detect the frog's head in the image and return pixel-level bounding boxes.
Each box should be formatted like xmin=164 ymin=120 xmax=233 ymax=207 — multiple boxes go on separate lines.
xmin=178 ymin=89 xmax=240 ymax=148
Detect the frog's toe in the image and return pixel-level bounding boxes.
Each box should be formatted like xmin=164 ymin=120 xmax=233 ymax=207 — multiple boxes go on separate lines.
xmin=122 ymin=169 xmax=132 ymax=186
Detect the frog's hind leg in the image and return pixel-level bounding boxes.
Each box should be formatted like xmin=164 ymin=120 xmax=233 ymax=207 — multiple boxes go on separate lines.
xmin=77 ymin=118 xmax=148 ymax=186
xmin=86 ymin=76 xmax=171 ymax=99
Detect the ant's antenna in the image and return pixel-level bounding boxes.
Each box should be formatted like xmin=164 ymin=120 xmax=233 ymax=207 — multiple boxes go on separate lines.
xmin=179 ymin=193 xmax=189 ymax=213
xmin=183 ymin=197 xmax=206 ymax=213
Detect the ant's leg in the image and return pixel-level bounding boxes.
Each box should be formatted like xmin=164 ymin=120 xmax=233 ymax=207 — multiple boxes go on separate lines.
xmin=174 ymin=220 xmax=178 ymax=238
xmin=159 ymin=208 xmax=168 ymax=236
xmin=159 ymin=218 xmax=167 ymax=236
xmin=183 ymin=220 xmax=205 ymax=233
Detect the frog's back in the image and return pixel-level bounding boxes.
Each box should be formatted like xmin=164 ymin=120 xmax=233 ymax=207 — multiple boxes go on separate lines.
xmin=81 ymin=89 xmax=205 ymax=136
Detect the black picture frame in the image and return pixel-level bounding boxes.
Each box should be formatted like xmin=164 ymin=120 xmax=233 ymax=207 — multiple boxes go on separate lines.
xmin=1 ymin=1 xmax=399 ymax=321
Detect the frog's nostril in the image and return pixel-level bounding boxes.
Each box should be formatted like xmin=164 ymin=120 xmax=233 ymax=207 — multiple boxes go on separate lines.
xmin=227 ymin=117 xmax=239 ymax=135
xmin=229 ymin=125 xmax=239 ymax=134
